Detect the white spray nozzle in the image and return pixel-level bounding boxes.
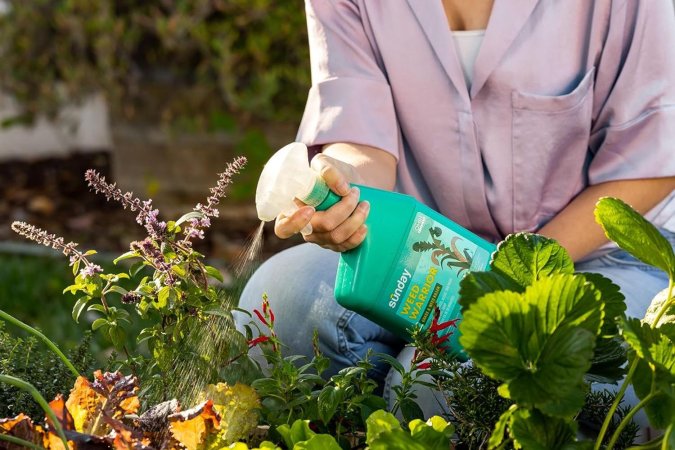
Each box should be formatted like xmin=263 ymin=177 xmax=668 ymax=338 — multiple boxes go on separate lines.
xmin=256 ymin=142 xmax=318 ymax=233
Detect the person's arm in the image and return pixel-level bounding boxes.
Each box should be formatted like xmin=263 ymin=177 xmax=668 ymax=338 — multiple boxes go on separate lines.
xmin=274 ymin=142 xmax=396 ymax=252
xmin=537 ymin=177 xmax=675 ymax=261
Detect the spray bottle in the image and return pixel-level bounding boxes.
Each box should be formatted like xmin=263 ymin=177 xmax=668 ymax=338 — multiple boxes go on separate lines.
xmin=256 ymin=142 xmax=496 ymax=358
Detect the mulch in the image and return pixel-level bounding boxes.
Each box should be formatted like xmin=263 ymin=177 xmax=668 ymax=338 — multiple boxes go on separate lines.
xmin=0 ymin=151 xmax=300 ymax=268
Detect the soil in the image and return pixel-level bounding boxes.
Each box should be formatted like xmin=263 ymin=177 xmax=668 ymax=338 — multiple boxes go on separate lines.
xmin=0 ymin=151 xmax=301 ymax=270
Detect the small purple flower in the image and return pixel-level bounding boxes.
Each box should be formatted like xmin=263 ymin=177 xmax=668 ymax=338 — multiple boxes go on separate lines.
xmin=80 ymin=264 xmax=103 ymax=278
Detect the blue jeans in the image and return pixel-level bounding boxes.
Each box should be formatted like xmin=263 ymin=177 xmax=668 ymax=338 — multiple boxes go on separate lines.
xmin=236 ymin=231 xmax=674 ymax=437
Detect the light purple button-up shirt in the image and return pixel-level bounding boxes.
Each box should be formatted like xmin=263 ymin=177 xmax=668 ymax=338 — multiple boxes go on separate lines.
xmin=297 ymin=0 xmax=675 ymax=242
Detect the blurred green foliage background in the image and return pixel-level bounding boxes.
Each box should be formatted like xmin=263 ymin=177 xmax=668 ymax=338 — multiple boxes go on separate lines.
xmin=0 ymin=0 xmax=310 ymax=128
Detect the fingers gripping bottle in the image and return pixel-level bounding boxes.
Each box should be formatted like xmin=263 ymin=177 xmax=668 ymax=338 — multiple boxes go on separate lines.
xmin=256 ymin=142 xmax=496 ymax=358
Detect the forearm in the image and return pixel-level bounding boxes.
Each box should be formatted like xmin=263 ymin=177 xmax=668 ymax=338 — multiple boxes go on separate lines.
xmin=321 ymin=143 xmax=397 ymax=191
xmin=537 ymin=177 xmax=675 ymax=262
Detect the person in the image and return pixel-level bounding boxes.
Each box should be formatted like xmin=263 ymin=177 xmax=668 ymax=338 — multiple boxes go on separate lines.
xmin=237 ymin=0 xmax=675 ymax=437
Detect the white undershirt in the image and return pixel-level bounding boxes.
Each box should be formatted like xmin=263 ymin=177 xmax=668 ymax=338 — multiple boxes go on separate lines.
xmin=451 ymin=30 xmax=485 ymax=89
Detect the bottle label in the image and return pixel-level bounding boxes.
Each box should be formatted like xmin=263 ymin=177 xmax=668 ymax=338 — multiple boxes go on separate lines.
xmin=384 ymin=211 xmax=493 ymax=332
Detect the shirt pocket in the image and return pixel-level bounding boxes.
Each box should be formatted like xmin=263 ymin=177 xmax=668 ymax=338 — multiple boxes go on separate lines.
xmin=511 ymin=67 xmax=595 ymax=232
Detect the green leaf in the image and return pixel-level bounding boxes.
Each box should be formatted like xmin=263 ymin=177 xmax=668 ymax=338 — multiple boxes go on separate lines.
xmin=459 ymin=275 xmax=601 ymax=415
xmin=585 ymin=337 xmax=627 ymax=384
xmin=366 ymin=410 xmax=402 ymax=444
xmin=277 ymin=420 xmax=315 ymax=449
xmin=203 ymin=307 xmax=231 ymax=319
xmin=109 ymin=326 xmax=127 ymax=349
xmin=595 ymin=197 xmax=675 ymax=278
xmin=317 ymin=386 xmax=341 ymax=425
xmin=400 ymin=398 xmax=424 ymax=423
xmin=459 ymin=270 xmax=524 ymax=310
xmin=491 ymin=233 xmax=574 ymax=287
xmin=365 ymin=410 xmax=427 ymax=450
xmin=71 ymin=296 xmax=91 ymax=323
xmin=488 ymin=406 xmax=515 ymax=449
xmin=171 ymin=264 xmax=187 ymax=277
xmin=580 ymin=272 xmax=626 ymax=335
xmin=408 ymin=416 xmax=454 ymax=448
xmin=631 ymin=358 xmax=675 ymax=430
xmin=175 ymin=211 xmax=204 ymax=227
xmin=375 ymin=352 xmax=405 ymax=374
xmin=83 ymin=250 xmax=98 ymax=256
xmin=91 ymin=318 xmax=108 ymax=331
xmin=106 ymin=285 xmax=129 ymax=296
xmin=88 ymin=304 xmax=107 ymax=314
xmin=113 ymin=250 xmax=139 ymax=265
xmin=129 ymin=261 xmax=146 ymax=278
xmin=72 ymin=259 xmax=81 ymax=276
xmin=156 ymin=286 xmax=172 ymax=309
xmin=509 ymin=408 xmax=577 ymax=450
xmin=620 ymin=318 xmax=675 ymax=374
xmin=63 ymin=283 xmax=83 ymax=295
xmin=294 ymin=434 xmax=342 ymax=450
xmin=204 ymin=265 xmax=224 ymax=283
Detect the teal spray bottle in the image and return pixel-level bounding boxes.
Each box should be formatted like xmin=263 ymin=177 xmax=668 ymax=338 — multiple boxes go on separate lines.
xmin=256 ymin=143 xmax=496 ymax=358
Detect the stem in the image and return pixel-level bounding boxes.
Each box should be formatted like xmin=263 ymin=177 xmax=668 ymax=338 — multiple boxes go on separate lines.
xmin=0 ymin=434 xmax=45 ymax=450
xmin=0 ymin=374 xmax=69 ymax=449
xmin=662 ymin=424 xmax=673 ymax=450
xmin=651 ymin=279 xmax=674 ymax=326
xmin=594 ymin=358 xmax=638 ymax=450
xmin=606 ymin=392 xmax=656 ymax=450
xmin=0 ymin=309 xmax=79 ymax=378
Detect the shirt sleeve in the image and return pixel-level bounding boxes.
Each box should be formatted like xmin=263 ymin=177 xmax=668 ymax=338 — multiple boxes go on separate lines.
xmin=296 ymin=0 xmax=400 ymax=160
xmin=588 ymin=0 xmax=675 ymax=185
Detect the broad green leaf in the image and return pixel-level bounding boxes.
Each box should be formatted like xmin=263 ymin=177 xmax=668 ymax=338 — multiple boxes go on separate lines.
xmin=408 ymin=416 xmax=454 ymax=449
xmin=109 ymin=326 xmax=127 ymax=349
xmin=460 ymin=275 xmax=601 ymax=415
xmin=157 ymin=286 xmax=172 ymax=309
xmin=491 ymin=233 xmax=574 ymax=287
xmin=632 ymin=358 xmax=675 ymax=429
xmin=459 ymin=290 xmax=531 ymax=381
xmin=294 ymin=434 xmax=342 ymax=450
xmin=643 ymin=287 xmax=675 ymax=328
xmin=72 ymin=296 xmax=91 ymax=323
xmin=88 ymin=304 xmax=106 ymax=314
xmin=585 ymin=337 xmax=627 ymax=384
xmin=317 ymin=386 xmax=341 ymax=425
xmin=129 ymin=261 xmax=146 ymax=278
xmin=113 ymin=250 xmax=138 ymax=265
xmin=277 ymin=420 xmax=315 ymax=449
xmin=580 ymin=272 xmax=626 ymax=335
xmin=595 ymin=197 xmax=675 ymax=278
xmin=204 ymin=265 xmax=224 ymax=283
xmin=509 ymin=408 xmax=578 ymax=450
xmin=106 ymin=285 xmax=128 ymax=296
xmin=620 ymin=318 xmax=675 ymax=374
xmin=366 ymin=410 xmax=402 ymax=445
xmin=91 ymin=318 xmax=108 ymax=331
xmin=400 ymin=398 xmax=424 ymax=423
xmin=459 ymin=270 xmax=524 ymax=310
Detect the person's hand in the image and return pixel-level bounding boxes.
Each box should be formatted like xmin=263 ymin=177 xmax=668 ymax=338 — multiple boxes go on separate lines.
xmin=274 ymin=153 xmax=371 ymax=252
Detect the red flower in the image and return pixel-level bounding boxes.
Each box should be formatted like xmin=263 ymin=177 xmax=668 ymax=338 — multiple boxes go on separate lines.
xmin=429 ymin=306 xmax=459 ymax=333
xmin=248 ymin=335 xmax=270 ymax=348
xmin=253 ymin=309 xmax=268 ymax=327
xmin=415 ymin=362 xmax=432 ymax=370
